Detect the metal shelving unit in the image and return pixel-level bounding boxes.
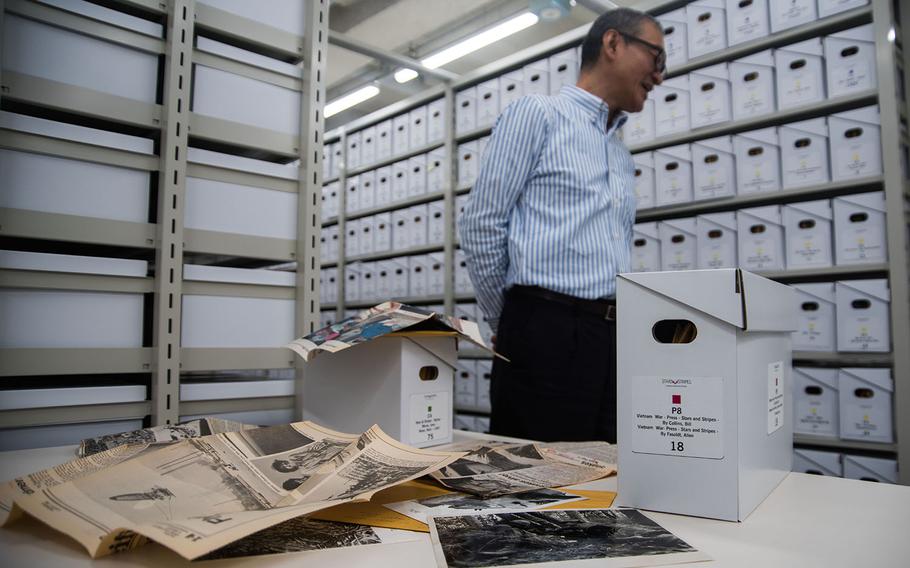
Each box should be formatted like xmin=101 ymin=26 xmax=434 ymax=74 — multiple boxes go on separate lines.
xmin=0 ymin=0 xmax=327 ymax=440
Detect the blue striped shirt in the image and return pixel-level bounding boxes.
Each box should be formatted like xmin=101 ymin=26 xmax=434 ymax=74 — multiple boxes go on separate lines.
xmin=459 ymin=85 xmax=637 ymax=331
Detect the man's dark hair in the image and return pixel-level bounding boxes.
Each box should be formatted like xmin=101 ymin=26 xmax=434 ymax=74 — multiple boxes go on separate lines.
xmin=579 ymin=7 xmax=660 ymax=71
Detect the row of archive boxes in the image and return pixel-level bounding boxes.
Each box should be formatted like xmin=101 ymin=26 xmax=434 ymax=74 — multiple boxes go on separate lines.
xmin=632 ymin=106 xmax=882 ymax=209
xmin=625 ymin=25 xmax=876 ymax=145
xmin=794 ymin=281 xmax=891 ymax=352
xmin=633 ymin=192 xmax=888 ymax=273
xmin=455 ymin=46 xmax=580 ymax=134
xmin=335 ymin=255 xmax=445 ymax=304
xmin=656 ymin=0 xmax=869 ymax=68
xmin=324 ymin=98 xmax=446 ymax=177
xmin=794 ymin=367 xmax=894 ymax=442
xmin=793 ymin=449 xmax=897 ymax=484
xmin=455 ymin=414 xmax=491 ymax=434
xmin=321 ymin=149 xmax=447 ymax=218
xmin=322 ymin=201 xmax=446 ymax=262
xmin=455 ymin=359 xmax=492 ymax=413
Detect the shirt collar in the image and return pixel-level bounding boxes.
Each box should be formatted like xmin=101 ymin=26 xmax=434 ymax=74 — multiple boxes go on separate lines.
xmin=559 ymin=85 xmax=628 ymax=136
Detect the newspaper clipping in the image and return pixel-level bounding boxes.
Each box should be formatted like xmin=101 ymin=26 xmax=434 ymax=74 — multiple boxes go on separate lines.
xmin=78 ymin=417 xmax=255 ymax=457
xmin=0 ymin=422 xmax=463 ymax=560
xmin=384 ymin=488 xmax=585 ymax=524
xmin=430 ymin=442 xmax=616 ymax=498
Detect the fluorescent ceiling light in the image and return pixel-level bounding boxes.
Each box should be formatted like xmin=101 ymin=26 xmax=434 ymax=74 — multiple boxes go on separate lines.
xmin=324 ymin=85 xmax=380 ymax=117
xmin=395 ymin=11 xmax=539 ymax=83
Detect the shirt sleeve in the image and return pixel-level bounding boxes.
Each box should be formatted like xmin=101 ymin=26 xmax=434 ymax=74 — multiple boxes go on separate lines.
xmin=457 ymin=96 xmax=549 ymax=332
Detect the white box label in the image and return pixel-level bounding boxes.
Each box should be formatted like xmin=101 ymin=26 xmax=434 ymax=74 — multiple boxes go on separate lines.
xmin=409 ymin=391 xmax=450 ymax=445
xmin=767 ymin=361 xmax=784 ymax=434
xmin=629 ymin=376 xmax=724 ymax=459
xmin=840 ymin=224 xmax=884 ymax=262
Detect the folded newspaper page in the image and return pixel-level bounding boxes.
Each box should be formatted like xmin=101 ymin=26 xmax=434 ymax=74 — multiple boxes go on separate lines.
xmin=0 ymin=421 xmax=464 ymax=560
xmin=78 ymin=417 xmax=255 ymax=457
xmin=428 ymin=508 xmax=711 ymax=568
xmin=384 ymin=487 xmax=585 ymax=524
xmin=285 ymin=301 xmax=498 ymax=362
xmin=430 ymin=442 xmax=615 ymax=498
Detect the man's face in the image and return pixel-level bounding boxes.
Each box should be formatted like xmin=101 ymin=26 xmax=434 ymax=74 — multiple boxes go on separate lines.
xmin=610 ymin=21 xmax=665 ymax=113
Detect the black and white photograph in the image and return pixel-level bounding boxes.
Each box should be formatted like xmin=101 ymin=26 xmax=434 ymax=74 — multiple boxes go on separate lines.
xmin=250 ymin=439 xmax=353 ymax=492
xmin=324 ymin=453 xmax=432 ymax=501
xmin=429 ymin=508 xmax=711 ymax=568
xmin=235 ymin=424 xmax=316 ymax=457
xmin=384 ymin=488 xmax=585 ymax=524
xmin=437 ymin=444 xmax=546 ymax=478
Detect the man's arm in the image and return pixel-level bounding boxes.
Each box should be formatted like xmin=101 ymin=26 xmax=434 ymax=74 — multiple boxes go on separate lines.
xmin=458 ymin=96 xmax=549 ymax=331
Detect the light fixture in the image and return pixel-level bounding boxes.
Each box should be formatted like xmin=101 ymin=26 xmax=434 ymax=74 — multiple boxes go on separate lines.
xmin=887 ymin=27 xmax=896 ymax=43
xmin=530 ymin=0 xmax=572 ymax=22
xmin=324 ymin=85 xmax=380 ymax=118
xmin=394 ymin=11 xmax=540 ymax=83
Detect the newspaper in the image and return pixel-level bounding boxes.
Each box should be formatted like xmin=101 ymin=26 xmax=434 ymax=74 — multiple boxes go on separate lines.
xmin=78 ymin=417 xmax=255 ymax=457
xmin=428 ymin=508 xmax=712 ymax=568
xmin=0 ymin=421 xmax=463 ymax=560
xmin=430 ymin=443 xmax=615 ymax=498
xmin=384 ymin=487 xmax=585 ymax=524
xmin=285 ymin=301 xmax=497 ymax=362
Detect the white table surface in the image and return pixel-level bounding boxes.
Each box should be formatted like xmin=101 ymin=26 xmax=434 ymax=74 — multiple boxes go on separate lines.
xmin=1 ymin=437 xmax=909 ymax=567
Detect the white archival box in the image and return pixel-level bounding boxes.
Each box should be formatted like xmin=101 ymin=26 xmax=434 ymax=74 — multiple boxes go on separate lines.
xmin=374 ymin=212 xmax=392 ymax=252
xmin=523 ymin=59 xmax=549 ymax=96
xmin=476 ymin=78 xmax=501 ymax=128
xmin=824 ymin=24 xmax=877 ymax=97
xmin=690 ymin=63 xmax=732 ymax=128
xmin=725 ymin=0 xmax=770 ymax=46
xmin=327 ymin=225 xmax=341 ymax=262
xmin=792 ymin=448 xmax=842 ymax=476
xmin=373 ymin=261 xmax=391 ymax=300
xmin=733 ymin=127 xmax=781 ymax=194
xmin=792 ymin=282 xmax=836 ymax=351
xmin=323 ymin=181 xmax=340 ymax=219
xmin=427 ymin=98 xmax=446 ymax=144
xmin=828 ymin=106 xmax=883 ymax=181
xmin=632 ymin=152 xmax=656 ymax=209
xmin=455 ymin=414 xmax=478 ymax=432
xmin=427 ymin=252 xmax=445 ymax=297
xmin=344 ymin=218 xmax=361 ymax=258
xmin=391 ymin=208 xmax=410 ymax=252
xmin=779 ymin=118 xmax=830 ymax=189
xmin=360 ymin=261 xmax=377 ymax=303
xmin=838 ymin=367 xmax=893 ymax=443
xmin=775 ymin=38 xmax=826 ymax=110
xmin=818 ymin=0 xmax=869 ymax=17
xmin=455 ymin=87 xmax=477 ymax=136
xmin=408 ymin=203 xmax=429 ymax=248
xmin=476 ymin=360 xmax=493 ymax=413
xmin=345 ymin=174 xmax=360 ymax=215
xmin=617 ymin=268 xmax=796 ymax=521
xmin=783 ymin=199 xmax=834 ymax=268
xmin=409 ymin=105 xmax=428 ymax=150
xmin=408 ymin=255 xmax=430 ymax=298
xmin=390 ymin=160 xmax=409 ymax=203
xmin=793 ymin=367 xmax=839 ymax=437
xmin=730 ymin=50 xmax=776 ymax=120
xmin=301 ymin=333 xmax=458 ymax=447
xmin=455 ymin=359 xmax=478 ymax=410
xmin=769 ymin=0 xmax=817 ymax=33
xmin=455 ymin=249 xmax=473 ymax=294
xmin=632 ymin=222 xmax=662 ymax=272
xmin=457 ymin=141 xmax=479 ymax=188
xmin=696 ymin=212 xmax=738 ymax=269
xmin=548 ymin=48 xmax=578 ymax=95
xmin=344 ymin=263 xmax=361 ymax=304
xmin=428 ymin=200 xmax=446 ymax=245
xmin=361 ymin=126 xmax=377 ymax=167
xmin=426 ymin=148 xmax=447 ymax=192
xmin=376 ymin=119 xmax=393 ymax=161
xmin=346 ymin=131 xmax=362 ymax=172
xmin=624 ymin=97 xmax=656 ymax=146
xmin=692 ymin=136 xmax=736 ymax=201
xmin=659 ymin=217 xmax=698 ymax=271
xmin=392 ymin=113 xmax=410 ymax=156
xmin=659 ymin=9 xmax=689 ymax=69
xmin=833 ymin=191 xmax=887 ymax=265
xmin=407 ymin=154 xmax=428 ymax=198
xmin=654 ymin=76 xmax=691 ymax=137
xmin=655 ymin=144 xmax=694 ymax=206
xmin=500 ymin=69 xmax=525 ymax=109
xmin=737 ymin=205 xmax=785 ymax=271
xmin=359 ymin=169 xmax=376 ymax=212
xmin=181 ymin=264 xmax=295 ymax=348
xmin=360 ymin=215 xmax=377 ymax=256
xmin=842 ymin=454 xmax=898 ymax=484
xmin=332 ymin=142 xmax=344 ymax=175
xmin=687 ymin=0 xmax=728 ymax=58
xmin=322 ymin=267 xmax=338 ymax=305
xmin=835 ymin=279 xmax=890 ymax=352
xmin=0 ymin=251 xmax=146 ymax=349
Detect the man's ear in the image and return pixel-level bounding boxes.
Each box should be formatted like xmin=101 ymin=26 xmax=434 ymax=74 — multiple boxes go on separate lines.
xmin=601 ymin=29 xmax=620 ymax=63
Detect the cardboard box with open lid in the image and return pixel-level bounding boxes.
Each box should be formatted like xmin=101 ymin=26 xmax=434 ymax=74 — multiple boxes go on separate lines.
xmin=617 ymin=269 xmax=795 ymax=521
xmin=287 ymin=302 xmax=497 ymax=448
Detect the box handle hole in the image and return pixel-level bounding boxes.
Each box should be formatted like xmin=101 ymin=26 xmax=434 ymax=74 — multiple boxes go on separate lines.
xmin=805 ymin=386 xmax=823 ymax=395
xmin=801 ymin=301 xmax=819 ymax=311
xmin=851 ymin=299 xmax=871 ymax=309
xmin=419 ymin=366 xmax=439 ymax=381
xmin=854 ymin=387 xmax=874 ymax=398
xmin=652 ymin=320 xmax=697 ymax=344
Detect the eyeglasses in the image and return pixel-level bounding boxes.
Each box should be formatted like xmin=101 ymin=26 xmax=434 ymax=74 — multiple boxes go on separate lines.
xmin=617 ymin=31 xmax=667 ymax=77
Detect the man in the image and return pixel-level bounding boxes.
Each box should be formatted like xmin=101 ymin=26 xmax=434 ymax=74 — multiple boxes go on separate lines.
xmin=458 ymin=8 xmax=665 ymax=443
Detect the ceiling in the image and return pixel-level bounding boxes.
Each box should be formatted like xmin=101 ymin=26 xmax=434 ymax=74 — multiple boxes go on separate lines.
xmin=324 ymin=0 xmax=640 ymax=129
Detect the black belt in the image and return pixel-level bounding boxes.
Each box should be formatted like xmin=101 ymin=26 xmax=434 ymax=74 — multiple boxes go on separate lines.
xmin=512 ymin=285 xmax=616 ymax=321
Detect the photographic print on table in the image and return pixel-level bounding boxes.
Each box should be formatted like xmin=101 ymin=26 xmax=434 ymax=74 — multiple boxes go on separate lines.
xmin=428 ymin=508 xmax=710 ymax=568
xmin=384 ymin=488 xmax=586 ymax=524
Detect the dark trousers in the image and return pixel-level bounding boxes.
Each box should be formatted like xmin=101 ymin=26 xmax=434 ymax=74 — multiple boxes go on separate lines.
xmin=489 ymin=286 xmax=617 ymax=443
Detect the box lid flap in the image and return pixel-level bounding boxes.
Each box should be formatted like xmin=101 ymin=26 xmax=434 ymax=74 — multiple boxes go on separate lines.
xmin=691 ymin=62 xmax=730 ymax=80
xmin=781 ymin=117 xmax=829 ymax=138
xmin=633 ymin=152 xmax=654 ymax=167
xmin=794 ymin=449 xmax=841 ymax=475
xmin=736 ymin=127 xmax=779 ymax=146
xmin=829 ymin=23 xmax=874 ymax=43
xmin=659 ymin=217 xmax=697 ymax=235
xmin=794 ymin=367 xmax=839 ymax=390
xmin=739 ymin=205 xmax=782 ymax=225
xmin=734 ymin=49 xmax=775 ymax=67
xmin=739 ymin=270 xmax=797 ymax=332
xmin=837 ymin=279 xmax=890 ymax=302
xmin=830 ymin=105 xmax=880 ymax=126
xmin=697 ymin=211 xmax=737 ymax=230
xmin=633 ymin=222 xmax=660 ymax=239
xmin=694 ymin=135 xmax=734 ymax=154
xmin=839 ymin=367 xmax=893 ymax=392
xmin=689 ymin=0 xmax=724 ymax=9
xmin=656 ymin=144 xmax=692 ymax=162
xmin=842 ymin=455 xmax=897 ymax=480
xmin=619 ymin=269 xmax=745 ymax=329
xmin=778 ymin=37 xmax=823 ymax=56
xmin=793 ymin=282 xmax=836 ymax=304
xmin=658 ymin=7 xmax=686 ymax=22
xmin=835 ymin=191 xmax=885 ymax=213
xmin=658 ymin=75 xmax=689 ymax=91
xmin=784 ymin=199 xmax=833 ymax=220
